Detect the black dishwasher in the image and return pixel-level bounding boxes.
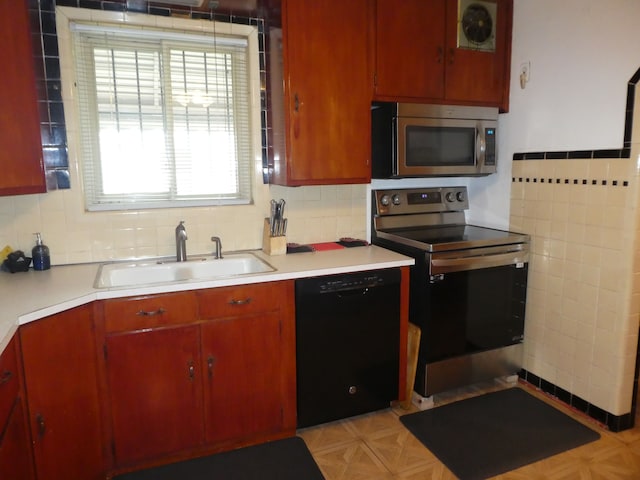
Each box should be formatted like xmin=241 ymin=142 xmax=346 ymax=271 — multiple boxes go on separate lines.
xmin=295 ymin=268 xmax=401 ymax=428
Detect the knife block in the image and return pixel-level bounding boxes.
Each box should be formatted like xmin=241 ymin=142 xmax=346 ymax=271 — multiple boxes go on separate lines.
xmin=262 ymin=218 xmax=286 ymax=255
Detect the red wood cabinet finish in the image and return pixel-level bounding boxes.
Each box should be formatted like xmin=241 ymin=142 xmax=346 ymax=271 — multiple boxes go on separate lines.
xmin=20 ymin=304 xmax=104 ymax=480
xmin=0 ymin=337 xmax=34 ymax=480
xmin=0 ymin=0 xmax=46 ymax=195
xmin=375 ymin=0 xmax=446 ymax=101
xmin=0 ymin=399 xmax=34 ymax=480
xmin=106 ymin=325 xmax=205 ymax=466
xmin=270 ymin=0 xmax=372 ymax=185
xmin=100 ymin=281 xmax=296 ymax=474
xmin=374 ymin=0 xmax=513 ymax=111
xmin=202 ymin=311 xmax=291 ymax=444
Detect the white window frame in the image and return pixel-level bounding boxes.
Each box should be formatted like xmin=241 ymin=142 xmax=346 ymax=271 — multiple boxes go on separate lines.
xmin=66 ymin=15 xmax=259 ymax=211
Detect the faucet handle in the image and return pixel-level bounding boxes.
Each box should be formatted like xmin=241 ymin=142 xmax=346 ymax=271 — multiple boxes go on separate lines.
xmin=211 ymin=236 xmax=223 ymax=259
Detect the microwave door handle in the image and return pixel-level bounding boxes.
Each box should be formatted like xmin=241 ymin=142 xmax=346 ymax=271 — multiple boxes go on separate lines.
xmin=476 ymin=125 xmax=486 ymax=166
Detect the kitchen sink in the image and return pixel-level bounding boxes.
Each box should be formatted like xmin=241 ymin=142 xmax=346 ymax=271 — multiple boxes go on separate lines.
xmin=94 ymin=252 xmax=275 ymax=288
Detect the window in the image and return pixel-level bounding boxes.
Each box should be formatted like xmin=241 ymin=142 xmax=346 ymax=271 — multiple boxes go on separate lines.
xmin=71 ymin=23 xmax=254 ymax=210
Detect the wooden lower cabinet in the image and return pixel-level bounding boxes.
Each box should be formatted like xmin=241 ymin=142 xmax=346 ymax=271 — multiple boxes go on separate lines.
xmin=100 ymin=281 xmax=296 ymax=474
xmin=0 ymin=337 xmax=33 ymax=480
xmin=202 ymin=311 xmax=292 ymax=444
xmin=20 ymin=304 xmax=104 ymax=480
xmin=106 ymin=325 xmax=204 ymax=465
xmin=0 ymin=399 xmax=33 ymax=479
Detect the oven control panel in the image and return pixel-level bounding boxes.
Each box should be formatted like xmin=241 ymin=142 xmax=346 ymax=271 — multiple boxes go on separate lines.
xmin=374 ymin=187 xmax=469 ymax=216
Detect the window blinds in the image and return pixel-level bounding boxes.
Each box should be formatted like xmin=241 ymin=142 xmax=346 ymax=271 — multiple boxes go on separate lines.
xmin=70 ymin=22 xmax=252 ymax=210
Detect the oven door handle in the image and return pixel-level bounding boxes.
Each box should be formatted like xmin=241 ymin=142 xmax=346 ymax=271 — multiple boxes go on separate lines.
xmin=431 ymin=250 xmax=528 ymax=274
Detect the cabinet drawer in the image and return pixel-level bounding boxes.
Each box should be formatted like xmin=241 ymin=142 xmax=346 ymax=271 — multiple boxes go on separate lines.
xmin=103 ymin=292 xmax=198 ymax=333
xmin=197 ymin=282 xmax=290 ymax=319
xmin=0 ymin=337 xmax=19 ymax=429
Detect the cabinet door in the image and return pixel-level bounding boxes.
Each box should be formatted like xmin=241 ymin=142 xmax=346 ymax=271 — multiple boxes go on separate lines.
xmin=202 ymin=312 xmax=288 ymax=444
xmin=0 ymin=0 xmax=46 ymax=195
xmin=277 ymin=0 xmax=371 ymax=185
xmin=444 ymin=0 xmax=511 ymax=108
xmin=105 ymin=325 xmax=204 ymax=466
xmin=20 ymin=304 xmax=104 ymax=480
xmin=374 ymin=0 xmax=446 ymax=100
xmin=0 ymin=399 xmax=34 ymax=480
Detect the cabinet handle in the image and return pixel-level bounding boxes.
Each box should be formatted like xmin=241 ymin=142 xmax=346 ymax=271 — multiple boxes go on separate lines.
xmin=0 ymin=369 xmax=12 ymax=385
xmin=36 ymin=413 xmax=46 ymax=439
xmin=437 ymin=46 xmax=444 ymax=64
xmin=294 ymin=93 xmax=300 ymax=113
xmin=448 ymin=47 xmax=455 ymax=65
xmin=228 ymin=298 xmax=252 ymax=306
xmin=136 ymin=308 xmax=166 ymax=317
xmin=207 ymin=355 xmax=216 ymax=379
xmin=188 ymin=361 xmax=195 ymax=381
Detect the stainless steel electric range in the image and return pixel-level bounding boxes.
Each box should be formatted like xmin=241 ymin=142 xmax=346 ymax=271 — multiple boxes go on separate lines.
xmin=371 ymin=186 xmax=530 ymax=399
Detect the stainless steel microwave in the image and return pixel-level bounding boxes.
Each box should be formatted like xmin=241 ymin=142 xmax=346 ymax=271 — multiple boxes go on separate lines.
xmin=371 ymin=102 xmax=499 ymax=178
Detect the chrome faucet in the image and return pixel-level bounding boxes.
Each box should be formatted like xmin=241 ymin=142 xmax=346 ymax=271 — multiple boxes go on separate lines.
xmin=175 ymin=221 xmax=188 ymax=262
xmin=211 ymin=236 xmax=223 ymax=259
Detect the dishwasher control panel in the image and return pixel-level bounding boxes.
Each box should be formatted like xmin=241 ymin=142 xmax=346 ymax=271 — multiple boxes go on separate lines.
xmin=300 ymin=268 xmax=401 ymax=294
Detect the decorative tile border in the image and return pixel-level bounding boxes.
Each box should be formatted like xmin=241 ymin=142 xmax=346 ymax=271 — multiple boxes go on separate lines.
xmin=512 ymin=177 xmax=629 ymax=186
xmin=28 ymin=0 xmax=267 ymax=190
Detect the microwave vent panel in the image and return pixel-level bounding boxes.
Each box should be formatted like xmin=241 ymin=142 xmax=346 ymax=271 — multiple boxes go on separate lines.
xmin=457 ymin=0 xmax=497 ymax=52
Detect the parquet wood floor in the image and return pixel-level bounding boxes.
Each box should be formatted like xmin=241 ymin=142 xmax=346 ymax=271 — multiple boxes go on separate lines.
xmin=298 ymin=381 xmax=640 ymax=479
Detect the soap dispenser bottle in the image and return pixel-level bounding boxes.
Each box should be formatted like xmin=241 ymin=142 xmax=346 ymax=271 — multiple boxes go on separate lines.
xmin=32 ymin=233 xmax=50 ymax=271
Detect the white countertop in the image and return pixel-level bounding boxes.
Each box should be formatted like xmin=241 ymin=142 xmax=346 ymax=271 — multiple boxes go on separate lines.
xmin=0 ymin=246 xmax=413 ymax=355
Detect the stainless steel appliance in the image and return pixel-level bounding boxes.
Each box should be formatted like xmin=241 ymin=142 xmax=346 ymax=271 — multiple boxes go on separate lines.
xmin=371 ymin=187 xmax=529 ymax=398
xmin=371 ymin=102 xmax=498 ymax=178
xmin=295 ymin=269 xmax=401 ymax=427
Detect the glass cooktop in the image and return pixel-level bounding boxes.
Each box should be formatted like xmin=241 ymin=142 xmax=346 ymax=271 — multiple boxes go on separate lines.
xmin=379 ymin=224 xmax=528 ymax=252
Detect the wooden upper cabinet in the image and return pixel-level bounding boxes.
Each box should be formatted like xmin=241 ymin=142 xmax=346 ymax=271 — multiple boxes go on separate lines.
xmin=374 ymin=0 xmax=513 ymax=111
xmin=270 ymin=0 xmax=372 ymax=186
xmin=0 ymin=0 xmax=46 ymax=195
xmin=375 ymin=0 xmax=446 ymax=100
xmin=444 ymin=0 xmax=511 ymax=107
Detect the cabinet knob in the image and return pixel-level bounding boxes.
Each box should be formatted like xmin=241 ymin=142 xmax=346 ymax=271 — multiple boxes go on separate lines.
xmin=207 ymin=355 xmax=216 ymax=379
xmin=437 ymin=46 xmax=444 ymax=64
xmin=187 ymin=361 xmax=195 ymax=381
xmin=36 ymin=413 xmax=46 ymax=438
xmin=0 ymin=369 xmax=12 ymax=385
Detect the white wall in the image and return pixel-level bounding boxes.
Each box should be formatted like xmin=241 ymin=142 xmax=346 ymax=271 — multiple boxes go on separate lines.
xmin=507 ymin=0 xmax=640 ymax=152
xmin=468 ymin=0 xmax=640 ymax=231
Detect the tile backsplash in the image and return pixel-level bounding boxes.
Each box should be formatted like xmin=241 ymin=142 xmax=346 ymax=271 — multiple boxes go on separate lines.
xmin=0 ymin=183 xmax=367 ymax=266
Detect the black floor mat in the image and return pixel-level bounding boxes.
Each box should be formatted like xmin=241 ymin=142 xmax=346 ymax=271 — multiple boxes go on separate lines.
xmin=114 ymin=437 xmax=325 ymax=480
xmin=400 ymin=387 xmax=601 ymax=480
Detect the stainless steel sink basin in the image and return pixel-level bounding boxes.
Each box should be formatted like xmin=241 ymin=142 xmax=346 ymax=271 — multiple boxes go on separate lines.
xmin=95 ymin=252 xmax=275 ymax=288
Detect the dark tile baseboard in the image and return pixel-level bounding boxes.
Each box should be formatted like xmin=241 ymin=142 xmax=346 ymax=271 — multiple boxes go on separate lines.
xmin=518 ymin=369 xmax=634 ymax=432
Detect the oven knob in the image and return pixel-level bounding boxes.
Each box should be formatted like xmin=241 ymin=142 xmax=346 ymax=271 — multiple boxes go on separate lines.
xmin=445 ymin=192 xmax=456 ymax=202
xmin=391 ymin=194 xmax=401 ymax=205
xmin=456 ymin=191 xmax=466 ymax=202
xmin=380 ymin=194 xmax=391 ymax=207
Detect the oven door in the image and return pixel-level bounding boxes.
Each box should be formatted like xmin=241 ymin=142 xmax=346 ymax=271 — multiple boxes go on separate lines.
xmin=420 ymin=245 xmax=528 ymax=364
